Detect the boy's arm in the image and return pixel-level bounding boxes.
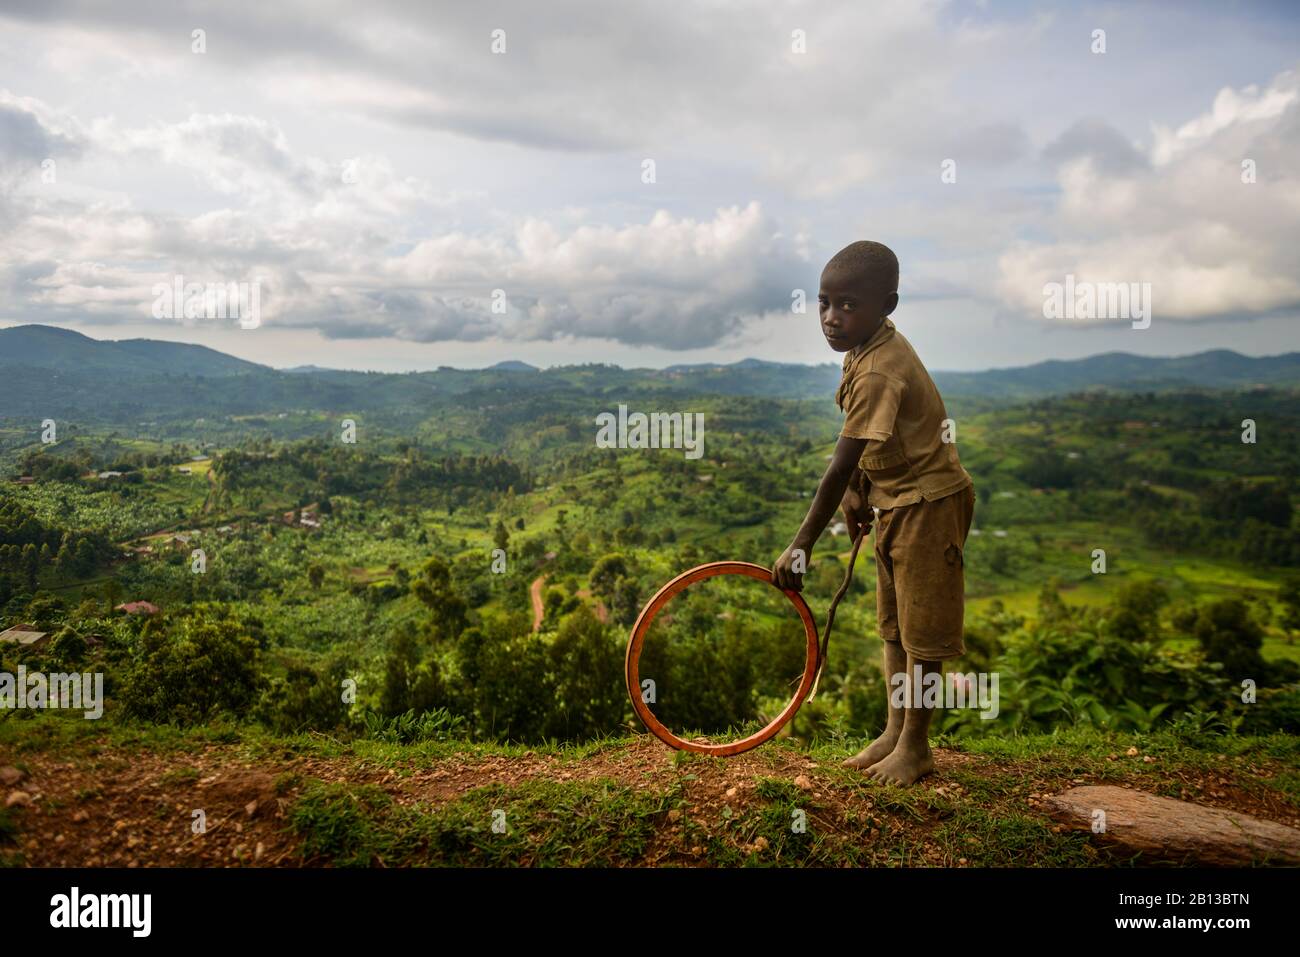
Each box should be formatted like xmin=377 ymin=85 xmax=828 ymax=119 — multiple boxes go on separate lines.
xmin=772 ymin=434 xmax=867 ymax=591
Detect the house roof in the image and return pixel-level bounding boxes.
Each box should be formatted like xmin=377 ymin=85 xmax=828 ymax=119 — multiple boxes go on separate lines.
xmin=0 ymin=623 xmax=48 ymax=645
xmin=116 ymin=601 xmax=160 ymax=615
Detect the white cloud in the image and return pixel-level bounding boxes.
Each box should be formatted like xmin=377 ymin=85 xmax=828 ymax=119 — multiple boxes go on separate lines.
xmin=997 ymin=69 xmax=1300 ymax=325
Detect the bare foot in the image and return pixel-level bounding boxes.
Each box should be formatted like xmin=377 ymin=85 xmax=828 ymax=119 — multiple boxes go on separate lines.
xmin=865 ymin=744 xmax=935 ymax=786
xmin=842 ymin=731 xmax=900 ymax=769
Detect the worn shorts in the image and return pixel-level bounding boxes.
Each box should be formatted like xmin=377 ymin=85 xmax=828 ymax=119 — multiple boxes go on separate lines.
xmin=873 ymin=483 xmax=976 ymax=661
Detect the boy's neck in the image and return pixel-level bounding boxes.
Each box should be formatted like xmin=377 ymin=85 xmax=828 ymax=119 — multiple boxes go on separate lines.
xmin=851 ymin=315 xmax=889 ymax=352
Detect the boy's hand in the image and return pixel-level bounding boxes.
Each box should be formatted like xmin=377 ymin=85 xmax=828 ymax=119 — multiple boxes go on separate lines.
xmin=771 ymin=543 xmax=807 ymax=591
xmin=841 ymin=476 xmax=872 ymax=541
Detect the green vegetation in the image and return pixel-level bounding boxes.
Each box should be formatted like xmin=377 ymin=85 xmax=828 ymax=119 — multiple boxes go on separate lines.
xmin=1 ymin=358 xmax=1297 ymax=793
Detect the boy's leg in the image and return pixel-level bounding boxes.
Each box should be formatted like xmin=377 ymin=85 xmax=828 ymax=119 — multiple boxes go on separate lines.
xmin=842 ymin=638 xmax=906 ymax=768
xmin=865 ymin=653 xmax=939 ymax=785
xmin=843 ymin=506 xmax=903 ymax=768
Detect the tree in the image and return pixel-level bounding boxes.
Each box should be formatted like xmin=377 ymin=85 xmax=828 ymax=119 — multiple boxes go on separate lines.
xmin=1192 ymin=598 xmax=1268 ymax=681
xmin=589 ymin=554 xmax=629 ymax=604
xmin=74 ymin=538 xmax=96 ymax=577
xmin=380 ymin=630 xmax=447 ymax=718
xmin=1278 ymin=578 xmax=1300 ymax=641
xmin=611 ymin=577 xmax=642 ymax=627
xmin=21 ymin=544 xmax=37 ymax=590
xmin=543 ymin=606 xmax=626 ymax=740
xmin=308 ymin=563 xmax=326 ymax=590
xmin=411 ymin=556 xmax=468 ymax=642
xmin=1106 ymin=579 xmax=1169 ymax=641
xmin=119 ymin=609 xmax=264 ymax=724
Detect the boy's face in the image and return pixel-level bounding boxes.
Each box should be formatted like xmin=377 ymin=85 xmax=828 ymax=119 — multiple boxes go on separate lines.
xmin=818 ymin=267 xmax=898 ymax=353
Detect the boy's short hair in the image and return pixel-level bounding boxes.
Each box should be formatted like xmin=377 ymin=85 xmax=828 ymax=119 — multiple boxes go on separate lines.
xmin=824 ymin=241 xmax=899 ymax=292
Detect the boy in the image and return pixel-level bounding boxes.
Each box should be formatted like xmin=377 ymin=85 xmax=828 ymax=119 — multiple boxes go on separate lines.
xmin=772 ymin=241 xmax=975 ymax=786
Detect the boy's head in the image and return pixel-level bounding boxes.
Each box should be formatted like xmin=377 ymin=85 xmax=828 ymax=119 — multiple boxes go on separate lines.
xmin=818 ymin=241 xmax=899 ymax=353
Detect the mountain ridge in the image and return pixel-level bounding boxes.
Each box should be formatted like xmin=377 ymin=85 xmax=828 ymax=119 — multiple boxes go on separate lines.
xmin=2 ymin=324 xmax=1298 ymax=403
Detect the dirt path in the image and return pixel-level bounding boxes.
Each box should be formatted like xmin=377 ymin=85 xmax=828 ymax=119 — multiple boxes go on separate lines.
xmin=3 ymin=736 xmax=1296 ymax=867
xmin=530 ymin=575 xmax=546 ymax=631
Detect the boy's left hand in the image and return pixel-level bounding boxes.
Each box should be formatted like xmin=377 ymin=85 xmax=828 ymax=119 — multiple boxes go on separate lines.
xmin=771 ymin=543 xmax=806 ymax=591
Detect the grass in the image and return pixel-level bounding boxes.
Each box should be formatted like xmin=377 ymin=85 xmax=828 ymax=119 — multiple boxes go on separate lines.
xmin=289 ymin=777 xmax=678 ymax=867
xmin=3 ymin=711 xmax=1296 ymax=866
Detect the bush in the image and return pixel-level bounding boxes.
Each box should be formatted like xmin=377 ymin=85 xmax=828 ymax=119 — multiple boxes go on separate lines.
xmin=361 ymin=707 xmax=466 ymax=744
xmin=119 ymin=608 xmax=264 ymax=724
xmin=987 ymin=614 xmax=1229 ymax=733
xmin=257 ymin=654 xmax=355 ymax=734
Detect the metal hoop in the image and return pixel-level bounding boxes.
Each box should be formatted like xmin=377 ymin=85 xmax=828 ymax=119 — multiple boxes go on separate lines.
xmin=624 ymin=561 xmax=820 ymax=756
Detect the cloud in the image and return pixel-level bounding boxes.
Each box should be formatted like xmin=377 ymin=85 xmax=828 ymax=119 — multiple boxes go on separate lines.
xmin=1 ymin=3 xmax=1296 ymax=359
xmin=0 ymin=93 xmax=804 ymax=346
xmin=997 ymin=69 xmax=1300 ymax=325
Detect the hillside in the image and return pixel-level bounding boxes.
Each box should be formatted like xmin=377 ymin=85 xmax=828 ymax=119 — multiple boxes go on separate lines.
xmin=2 ymin=722 xmax=1296 ymax=867
xmin=0 ymin=325 xmax=268 ymax=377
xmin=1 ymin=326 xmax=1297 ymax=431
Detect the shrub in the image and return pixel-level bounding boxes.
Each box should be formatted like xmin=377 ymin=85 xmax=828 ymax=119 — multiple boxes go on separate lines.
xmin=119 ymin=608 xmax=264 ymax=724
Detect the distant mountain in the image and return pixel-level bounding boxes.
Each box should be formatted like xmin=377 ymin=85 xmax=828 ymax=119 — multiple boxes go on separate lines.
xmin=0 ymin=325 xmax=1296 ymax=430
xmin=0 ymin=325 xmax=267 ymax=377
xmin=932 ymin=349 xmax=1300 ymax=399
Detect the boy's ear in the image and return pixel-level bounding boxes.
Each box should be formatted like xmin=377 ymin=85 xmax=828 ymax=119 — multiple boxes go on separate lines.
xmin=883 ymin=291 xmax=899 ymax=317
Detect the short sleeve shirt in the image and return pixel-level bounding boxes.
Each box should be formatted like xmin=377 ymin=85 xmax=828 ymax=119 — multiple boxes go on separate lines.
xmin=836 ymin=318 xmax=973 ymax=509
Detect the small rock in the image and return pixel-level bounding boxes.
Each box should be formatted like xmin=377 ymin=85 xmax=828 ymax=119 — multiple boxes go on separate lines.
xmin=72 ymin=810 xmax=89 ymax=823
xmin=1143 ymin=755 xmax=1156 ymax=764
xmin=1125 ymin=746 xmax=1139 ymax=757
xmin=725 ymin=787 xmax=737 ymax=798
xmin=0 ymin=766 xmax=25 ymax=787
xmin=6 ymin=791 xmax=32 ymax=808
xmin=245 ymin=799 xmax=258 ymax=818
xmin=254 ymin=842 xmax=265 ymax=862
xmin=667 ymin=809 xmax=682 ymax=823
xmin=958 ymin=857 xmax=967 ymax=865
xmin=794 ymin=774 xmax=813 ymax=790
xmin=753 ymin=836 xmax=769 ymax=851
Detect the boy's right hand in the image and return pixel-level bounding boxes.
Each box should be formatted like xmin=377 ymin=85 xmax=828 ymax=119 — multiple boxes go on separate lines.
xmin=841 ymin=478 xmax=871 ymax=540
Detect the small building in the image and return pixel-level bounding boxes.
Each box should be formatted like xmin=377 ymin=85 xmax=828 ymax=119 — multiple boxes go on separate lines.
xmin=116 ymin=601 xmax=160 ymax=616
xmin=98 ymin=471 xmax=124 ymax=479
xmin=178 ymin=467 xmax=192 ymax=475
xmin=14 ymin=476 xmax=35 ymax=485
xmin=0 ymin=623 xmax=49 ymax=649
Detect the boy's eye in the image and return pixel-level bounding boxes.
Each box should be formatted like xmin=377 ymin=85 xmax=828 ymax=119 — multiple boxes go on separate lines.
xmin=842 ymin=301 xmax=855 ymax=310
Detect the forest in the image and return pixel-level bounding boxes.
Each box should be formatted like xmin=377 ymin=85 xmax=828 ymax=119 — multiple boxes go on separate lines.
xmin=2 ymin=371 xmax=1297 ymax=750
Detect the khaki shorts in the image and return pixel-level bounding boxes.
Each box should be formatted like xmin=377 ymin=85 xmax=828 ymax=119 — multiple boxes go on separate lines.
xmin=873 ymin=483 xmax=975 ymax=661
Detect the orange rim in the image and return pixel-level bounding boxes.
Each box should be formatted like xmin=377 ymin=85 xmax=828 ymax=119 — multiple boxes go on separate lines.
xmin=624 ymin=561 xmax=820 ymax=756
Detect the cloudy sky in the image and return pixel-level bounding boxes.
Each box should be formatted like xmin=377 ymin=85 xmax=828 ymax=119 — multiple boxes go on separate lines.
xmin=1 ymin=0 xmax=1297 ymax=371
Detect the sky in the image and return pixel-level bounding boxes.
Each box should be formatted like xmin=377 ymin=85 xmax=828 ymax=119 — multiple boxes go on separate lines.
xmin=0 ymin=0 xmax=1298 ymax=372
